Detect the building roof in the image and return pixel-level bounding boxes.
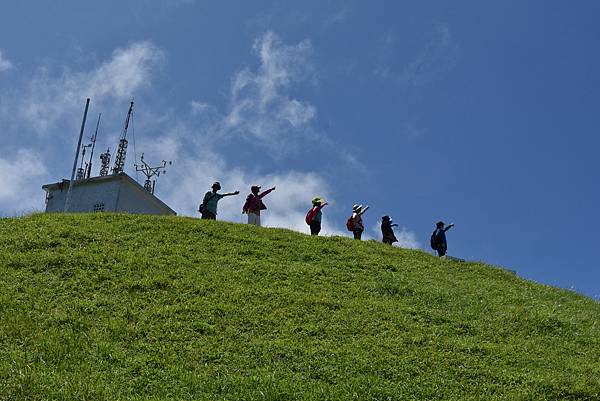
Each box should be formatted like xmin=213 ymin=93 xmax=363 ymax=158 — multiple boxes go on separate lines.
xmin=42 ymin=173 xmax=176 ymax=215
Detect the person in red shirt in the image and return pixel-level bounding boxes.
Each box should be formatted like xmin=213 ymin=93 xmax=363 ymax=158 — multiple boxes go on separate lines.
xmin=242 ymin=185 xmax=276 ymax=226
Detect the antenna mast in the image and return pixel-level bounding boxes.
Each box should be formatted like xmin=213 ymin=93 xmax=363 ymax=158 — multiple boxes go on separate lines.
xmin=134 ymin=153 xmax=172 ymax=194
xmin=64 ymin=98 xmax=90 ymax=212
xmin=85 ymin=113 xmax=101 ymax=179
xmin=112 ymin=101 xmax=134 ymax=175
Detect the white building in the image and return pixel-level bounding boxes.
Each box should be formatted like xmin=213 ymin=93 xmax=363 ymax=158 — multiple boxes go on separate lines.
xmin=42 ymin=173 xmax=176 ymax=215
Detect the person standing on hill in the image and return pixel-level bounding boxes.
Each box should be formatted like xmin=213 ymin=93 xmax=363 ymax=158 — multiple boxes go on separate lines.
xmin=199 ymin=182 xmax=240 ymax=220
xmin=305 ymin=197 xmax=328 ymax=236
xmin=242 ymin=185 xmax=276 ymax=226
xmin=381 ymin=215 xmax=398 ymax=245
xmin=348 ymin=204 xmax=369 ymax=240
xmin=430 ymin=221 xmax=455 ymax=257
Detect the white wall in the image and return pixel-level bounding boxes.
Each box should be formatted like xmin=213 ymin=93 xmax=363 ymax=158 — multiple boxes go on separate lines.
xmin=44 ymin=177 xmax=175 ymax=215
xmin=45 ymin=180 xmax=120 ymax=213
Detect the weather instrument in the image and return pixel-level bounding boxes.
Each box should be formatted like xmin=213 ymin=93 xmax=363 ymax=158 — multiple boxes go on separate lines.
xmin=134 ymin=153 xmax=172 ymax=194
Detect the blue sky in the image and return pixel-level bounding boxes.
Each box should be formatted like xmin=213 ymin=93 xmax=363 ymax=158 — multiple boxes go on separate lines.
xmin=1 ymin=1 xmax=598 ymax=299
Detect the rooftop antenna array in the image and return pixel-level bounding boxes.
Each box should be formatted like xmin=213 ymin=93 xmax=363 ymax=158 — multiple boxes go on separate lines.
xmin=135 ymin=153 xmax=172 ymax=194
xmin=111 ymin=101 xmax=134 ymax=175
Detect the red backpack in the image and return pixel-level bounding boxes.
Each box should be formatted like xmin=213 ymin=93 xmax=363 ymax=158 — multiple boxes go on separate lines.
xmin=346 ymin=216 xmax=355 ymax=231
xmin=305 ymin=207 xmax=318 ymax=225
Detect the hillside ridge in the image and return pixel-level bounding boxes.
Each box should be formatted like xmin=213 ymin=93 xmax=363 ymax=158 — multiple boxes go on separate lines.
xmin=1 ymin=213 xmax=599 ymax=400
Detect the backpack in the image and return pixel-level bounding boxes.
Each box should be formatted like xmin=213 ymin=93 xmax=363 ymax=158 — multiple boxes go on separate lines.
xmin=430 ymin=230 xmax=439 ymax=250
xmin=346 ymin=216 xmax=355 ymax=231
xmin=305 ymin=207 xmax=318 ymax=225
xmin=243 ymin=194 xmax=267 ymax=214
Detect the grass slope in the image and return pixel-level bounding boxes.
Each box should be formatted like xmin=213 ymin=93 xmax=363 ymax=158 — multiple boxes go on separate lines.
xmin=0 ymin=213 xmax=599 ymax=400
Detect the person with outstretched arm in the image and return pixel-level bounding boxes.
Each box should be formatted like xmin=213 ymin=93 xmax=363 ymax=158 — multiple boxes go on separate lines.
xmin=430 ymin=221 xmax=455 ymax=257
xmin=350 ymin=204 xmax=369 ymax=240
xmin=198 ymin=181 xmax=239 ymax=220
xmin=242 ymin=185 xmax=276 ymax=226
xmin=306 ymin=197 xmax=328 ymax=236
xmin=381 ymin=215 xmax=398 ymax=245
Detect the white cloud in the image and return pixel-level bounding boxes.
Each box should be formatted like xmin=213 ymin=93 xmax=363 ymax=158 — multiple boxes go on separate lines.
xmin=190 ymin=100 xmax=214 ymax=114
xmin=222 ymin=31 xmax=317 ymax=155
xmin=0 ymin=149 xmax=48 ymax=215
xmin=18 ymin=42 xmax=164 ymax=133
xmin=395 ymin=228 xmax=421 ymax=249
xmin=0 ymin=50 xmax=13 ymax=73
xmin=376 ymin=24 xmax=458 ymax=87
xmin=189 ymin=31 xmax=362 ymax=171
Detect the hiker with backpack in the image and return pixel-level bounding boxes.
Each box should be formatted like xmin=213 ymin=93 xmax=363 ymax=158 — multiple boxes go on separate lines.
xmin=198 ymin=182 xmax=240 ymax=220
xmin=242 ymin=185 xmax=276 ymax=226
xmin=305 ymin=197 xmax=328 ymax=236
xmin=381 ymin=215 xmax=398 ymax=245
xmin=430 ymin=221 xmax=455 ymax=257
xmin=347 ymin=204 xmax=369 ymax=240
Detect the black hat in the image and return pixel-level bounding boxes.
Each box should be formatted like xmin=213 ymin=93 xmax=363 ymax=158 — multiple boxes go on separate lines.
xmin=382 ymin=215 xmax=390 ymax=220
xmin=436 ymin=221 xmax=445 ymax=228
xmin=212 ymin=181 xmax=221 ymax=189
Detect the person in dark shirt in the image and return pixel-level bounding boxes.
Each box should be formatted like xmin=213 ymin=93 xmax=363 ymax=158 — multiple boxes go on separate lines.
xmin=431 ymin=221 xmax=455 ymax=257
xmin=199 ymin=182 xmax=239 ymax=220
xmin=381 ymin=215 xmax=398 ymax=245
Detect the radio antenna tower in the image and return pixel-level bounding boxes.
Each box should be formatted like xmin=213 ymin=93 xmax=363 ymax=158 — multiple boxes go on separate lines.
xmin=75 ymin=143 xmax=91 ymax=180
xmin=85 ymin=113 xmax=101 ymax=179
xmin=99 ymin=148 xmax=111 ymax=177
xmin=111 ymin=101 xmax=134 ymax=175
xmin=135 ymin=153 xmax=172 ymax=194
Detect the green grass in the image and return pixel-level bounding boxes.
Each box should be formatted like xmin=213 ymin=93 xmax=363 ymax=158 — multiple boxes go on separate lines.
xmin=1 ymin=213 xmax=599 ymax=400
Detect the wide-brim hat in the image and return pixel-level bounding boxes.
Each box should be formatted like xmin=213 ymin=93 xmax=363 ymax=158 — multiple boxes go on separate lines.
xmin=352 ymin=204 xmax=363 ymax=212
xmin=382 ymin=215 xmax=390 ymax=220
xmin=312 ymin=197 xmax=324 ymax=205
xmin=212 ymin=181 xmax=221 ymax=189
xmin=436 ymin=221 xmax=445 ymax=227
xmin=251 ymin=185 xmax=261 ymax=192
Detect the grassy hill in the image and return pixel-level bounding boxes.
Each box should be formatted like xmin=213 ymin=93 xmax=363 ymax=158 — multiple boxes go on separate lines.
xmin=1 ymin=213 xmax=599 ymax=400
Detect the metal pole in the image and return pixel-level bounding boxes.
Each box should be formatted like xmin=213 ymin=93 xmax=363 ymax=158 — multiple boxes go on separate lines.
xmin=64 ymin=98 xmax=90 ymax=212
xmin=86 ymin=113 xmax=101 ymax=179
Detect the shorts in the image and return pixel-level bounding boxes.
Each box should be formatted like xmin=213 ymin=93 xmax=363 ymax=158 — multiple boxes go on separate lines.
xmin=201 ymin=210 xmax=216 ymax=220
xmin=247 ymin=212 xmax=261 ymax=226
xmin=310 ymin=220 xmax=321 ymax=236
